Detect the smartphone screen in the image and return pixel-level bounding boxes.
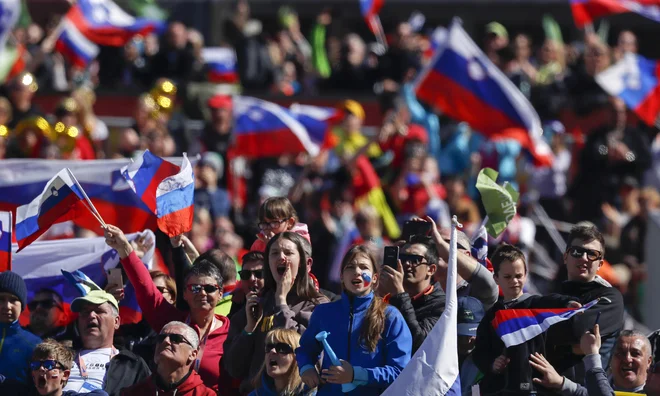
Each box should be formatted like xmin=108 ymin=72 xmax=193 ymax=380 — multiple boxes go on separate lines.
xmin=383 ymin=246 xmax=399 ymax=269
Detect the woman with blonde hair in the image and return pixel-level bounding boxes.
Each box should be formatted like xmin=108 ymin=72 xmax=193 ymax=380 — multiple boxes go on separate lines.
xmin=72 ymin=86 xmax=108 ymax=157
xmin=250 ymin=328 xmax=315 ymax=396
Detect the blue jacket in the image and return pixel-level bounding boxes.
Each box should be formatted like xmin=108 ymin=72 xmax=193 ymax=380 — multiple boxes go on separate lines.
xmin=296 ymin=292 xmax=412 ymax=396
xmin=248 ymin=373 xmax=316 ymax=396
xmin=0 ymin=320 xmax=41 ymax=384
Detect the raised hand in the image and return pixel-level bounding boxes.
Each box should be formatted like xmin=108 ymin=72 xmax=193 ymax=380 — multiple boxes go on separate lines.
xmin=103 ymin=225 xmax=133 ymax=259
xmin=529 ymin=352 xmax=563 ymax=390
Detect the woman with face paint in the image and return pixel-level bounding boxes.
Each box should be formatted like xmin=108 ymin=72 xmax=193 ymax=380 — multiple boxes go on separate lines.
xmin=296 ymin=245 xmax=413 ymax=395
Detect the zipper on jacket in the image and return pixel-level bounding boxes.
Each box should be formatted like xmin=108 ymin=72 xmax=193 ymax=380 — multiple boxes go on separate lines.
xmin=0 ymin=327 xmax=5 ymax=355
xmin=347 ymin=304 xmax=354 ymax=362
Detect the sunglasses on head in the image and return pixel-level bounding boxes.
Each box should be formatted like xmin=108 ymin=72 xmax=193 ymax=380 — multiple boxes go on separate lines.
xmin=258 ymin=219 xmax=287 ymax=230
xmin=186 ymin=284 xmax=220 ymax=294
xmin=399 ymin=253 xmax=427 ymax=265
xmin=157 ymin=333 xmax=193 ymax=347
xmin=30 ymin=360 xmax=63 ymax=371
xmin=567 ymin=246 xmax=602 ymax=262
xmin=265 ymin=342 xmax=294 ymax=355
xmin=239 ymin=269 xmax=264 ymax=280
xmin=28 ymin=299 xmax=60 ymax=311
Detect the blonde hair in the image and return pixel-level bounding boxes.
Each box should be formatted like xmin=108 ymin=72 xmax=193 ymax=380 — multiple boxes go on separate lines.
xmin=252 ymin=329 xmax=305 ymax=394
xmin=32 ymin=339 xmax=74 ymax=370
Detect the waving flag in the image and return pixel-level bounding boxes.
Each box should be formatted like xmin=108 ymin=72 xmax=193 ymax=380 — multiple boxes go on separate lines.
xmin=470 ymin=224 xmax=495 ymax=272
xmin=55 ymin=19 xmax=99 ymax=68
xmin=570 ymin=0 xmax=660 ymax=28
xmin=475 ymin=168 xmax=520 ymax=238
xmin=0 ymin=211 xmax=11 ymax=271
xmin=415 ymin=19 xmax=552 ymax=166
xmin=360 ymin=0 xmax=384 ymax=33
xmin=423 ymin=26 xmax=448 ymax=61
xmin=289 ymin=103 xmax=343 ymax=148
xmin=121 ymin=151 xmax=194 ymax=237
xmin=383 ymin=217 xmax=462 ymax=396
xmin=596 ymin=52 xmax=660 ymax=126
xmin=65 ymin=0 xmax=165 ymax=47
xmin=202 ymin=47 xmax=238 ymax=84
xmin=493 ymin=299 xmax=599 ymax=348
xmin=13 ymin=230 xmax=155 ymax=325
xmin=233 ymin=96 xmax=321 ymax=158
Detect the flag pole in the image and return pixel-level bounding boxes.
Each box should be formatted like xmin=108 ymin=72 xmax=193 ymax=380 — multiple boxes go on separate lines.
xmin=65 ymin=168 xmax=107 ymax=228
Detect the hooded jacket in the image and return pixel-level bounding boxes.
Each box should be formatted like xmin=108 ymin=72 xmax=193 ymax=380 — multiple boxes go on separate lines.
xmin=248 ymin=373 xmax=316 ymax=396
xmin=0 ymin=320 xmax=41 ymax=384
xmin=121 ymin=369 xmax=216 ymax=396
xmin=296 ymin=292 xmax=412 ymax=396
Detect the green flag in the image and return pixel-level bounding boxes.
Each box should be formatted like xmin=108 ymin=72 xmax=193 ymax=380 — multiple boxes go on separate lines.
xmin=129 ymin=0 xmax=168 ymax=20
xmin=475 ymin=168 xmax=520 ymax=238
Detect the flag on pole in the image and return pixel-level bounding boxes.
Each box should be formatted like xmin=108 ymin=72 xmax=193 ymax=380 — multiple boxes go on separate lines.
xmin=570 ymin=0 xmax=660 ymax=28
xmin=475 ymin=168 xmax=519 ymax=238
xmin=0 ymin=211 xmax=11 ymax=271
xmin=55 ymin=19 xmax=100 ymax=68
xmin=493 ymin=299 xmax=600 ymax=348
xmin=360 ymin=0 xmax=384 ymax=33
xmin=382 ymin=216 xmax=462 ymax=395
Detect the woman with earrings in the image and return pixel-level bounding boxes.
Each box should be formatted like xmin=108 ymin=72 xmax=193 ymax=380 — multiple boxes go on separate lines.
xmin=296 ymin=245 xmax=412 ymax=395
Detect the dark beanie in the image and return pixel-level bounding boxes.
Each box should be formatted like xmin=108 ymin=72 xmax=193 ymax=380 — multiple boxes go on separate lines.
xmin=0 ymin=271 xmax=28 ymax=311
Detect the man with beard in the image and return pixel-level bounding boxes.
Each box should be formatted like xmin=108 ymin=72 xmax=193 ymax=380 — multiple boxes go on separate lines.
xmin=26 ymin=289 xmax=75 ymax=345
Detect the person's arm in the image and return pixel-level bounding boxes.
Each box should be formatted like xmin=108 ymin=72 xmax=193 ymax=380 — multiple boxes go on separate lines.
xmin=295 ymin=308 xmax=324 ymax=375
xmin=571 ymin=289 xmax=624 ymax=343
xmin=272 ymin=297 xmax=327 ymax=333
xmin=222 ymin=308 xmax=257 ymax=379
xmin=389 ymin=292 xmax=443 ymax=353
xmin=463 ymin=263 xmax=499 ymax=311
xmin=170 ymin=235 xmax=194 ymax=311
xmin=311 ymin=22 xmax=331 ymax=78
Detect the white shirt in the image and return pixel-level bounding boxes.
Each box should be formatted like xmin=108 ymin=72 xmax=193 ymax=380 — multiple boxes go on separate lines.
xmin=63 ymin=348 xmax=113 ymax=393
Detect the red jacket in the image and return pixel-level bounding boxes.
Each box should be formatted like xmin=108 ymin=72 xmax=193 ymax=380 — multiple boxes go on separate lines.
xmin=121 ymin=251 xmax=230 ymax=392
xmin=121 ymin=370 xmax=216 ymax=396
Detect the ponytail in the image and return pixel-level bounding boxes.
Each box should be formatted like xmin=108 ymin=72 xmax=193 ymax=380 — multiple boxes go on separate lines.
xmin=361 ymin=295 xmax=387 ymax=352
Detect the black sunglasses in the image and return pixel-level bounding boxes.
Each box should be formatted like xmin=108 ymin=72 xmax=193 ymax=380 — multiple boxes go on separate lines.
xmin=239 ymin=269 xmax=264 ymax=280
xmin=399 ymin=253 xmax=428 ymax=265
xmin=157 ymin=333 xmax=194 ymax=347
xmin=265 ymin=342 xmax=294 ymax=355
xmin=567 ymin=246 xmax=602 ymax=262
xmin=258 ymin=219 xmax=287 ymax=230
xmin=30 ymin=360 xmax=63 ymax=371
xmin=28 ymin=299 xmax=60 ymax=311
xmin=186 ymin=284 xmax=220 ymax=294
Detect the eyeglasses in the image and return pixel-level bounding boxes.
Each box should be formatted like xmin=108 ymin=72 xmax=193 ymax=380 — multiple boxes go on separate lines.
xmin=567 ymin=246 xmax=602 ymax=262
xmin=264 ymin=342 xmax=294 ymax=355
xmin=258 ymin=219 xmax=287 ymax=230
xmin=28 ymin=299 xmax=60 ymax=311
xmin=186 ymin=284 xmax=220 ymax=294
xmin=157 ymin=333 xmax=194 ymax=347
xmin=30 ymin=360 xmax=63 ymax=371
xmin=156 ymin=286 xmax=172 ymax=295
xmin=399 ymin=253 xmax=428 ymax=266
xmin=239 ymin=269 xmax=263 ymax=280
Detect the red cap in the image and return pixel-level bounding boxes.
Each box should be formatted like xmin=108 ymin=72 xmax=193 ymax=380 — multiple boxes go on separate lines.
xmin=207 ymin=95 xmax=233 ymax=109
xmin=406 ymin=124 xmax=428 ymax=144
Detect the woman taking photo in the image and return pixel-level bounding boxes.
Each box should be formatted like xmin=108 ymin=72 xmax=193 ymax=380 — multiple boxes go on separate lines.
xmin=296 ymin=245 xmax=412 ymax=395
xmin=224 ymin=232 xmax=328 ymax=394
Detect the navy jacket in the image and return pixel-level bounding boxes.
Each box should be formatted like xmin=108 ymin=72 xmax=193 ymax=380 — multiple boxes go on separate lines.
xmin=0 ymin=320 xmax=41 ymax=384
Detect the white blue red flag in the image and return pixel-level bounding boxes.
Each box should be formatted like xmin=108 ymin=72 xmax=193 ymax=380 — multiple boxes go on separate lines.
xmin=470 ymin=224 xmax=494 ymax=272
xmin=571 ymin=0 xmax=660 ymax=28
xmin=383 ymin=217 xmax=462 ymax=396
xmin=13 ymin=230 xmax=155 ymax=325
xmin=423 ymin=26 xmax=448 ymax=60
xmin=121 ymin=151 xmax=195 ymax=237
xmin=55 ymin=19 xmax=99 ymax=68
xmin=202 ymin=47 xmax=238 ymax=84
xmin=65 ymin=0 xmax=165 ymax=47
xmin=15 ymin=169 xmax=85 ymax=251
xmin=596 ymin=52 xmax=660 ymax=126
xmin=415 ymin=19 xmax=552 ymax=167
xmin=0 ymin=211 xmax=11 ymax=271
xmin=359 ymin=0 xmax=384 ymax=34
xmin=493 ymin=299 xmax=599 ymax=348
xmin=289 ymin=103 xmax=343 ymax=148
xmin=233 ymin=96 xmax=321 ymax=158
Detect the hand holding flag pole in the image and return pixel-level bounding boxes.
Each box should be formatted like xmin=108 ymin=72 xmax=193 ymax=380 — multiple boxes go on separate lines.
xmin=65 ymin=168 xmax=106 ymax=228
xmin=315 ymin=331 xmax=357 ymax=393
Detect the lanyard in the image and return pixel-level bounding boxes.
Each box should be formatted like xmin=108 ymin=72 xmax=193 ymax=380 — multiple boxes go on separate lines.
xmin=186 ymin=315 xmax=217 ymax=372
xmin=76 ymin=347 xmax=118 ymax=379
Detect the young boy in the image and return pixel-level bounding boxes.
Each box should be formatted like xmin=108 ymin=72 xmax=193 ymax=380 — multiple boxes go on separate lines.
xmin=472 ymin=244 xmax=577 ymax=395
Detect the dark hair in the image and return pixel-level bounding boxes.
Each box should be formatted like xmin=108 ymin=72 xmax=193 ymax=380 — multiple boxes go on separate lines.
xmin=264 ymin=232 xmax=322 ymax=301
xmin=183 ymin=260 xmax=224 ymax=290
xmin=404 ymin=235 xmax=439 ymax=265
xmin=241 ymin=251 xmax=265 ymax=266
xmin=258 ymin=196 xmax=298 ymax=223
xmin=195 ymin=249 xmax=236 ymax=284
xmin=491 ymin=244 xmax=527 ymax=275
xmin=33 ymin=288 xmax=63 ymax=304
xmin=567 ymin=224 xmax=606 ymax=258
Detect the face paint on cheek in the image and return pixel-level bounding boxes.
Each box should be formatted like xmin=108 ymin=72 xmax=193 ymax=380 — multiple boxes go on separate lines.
xmin=362 ymin=271 xmax=372 ymax=288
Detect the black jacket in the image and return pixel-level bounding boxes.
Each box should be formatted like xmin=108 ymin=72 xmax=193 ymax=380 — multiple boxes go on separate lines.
xmin=473 ymin=293 xmax=574 ymax=395
xmin=105 ymin=349 xmax=151 ymax=396
xmin=389 ymin=284 xmax=446 ymax=353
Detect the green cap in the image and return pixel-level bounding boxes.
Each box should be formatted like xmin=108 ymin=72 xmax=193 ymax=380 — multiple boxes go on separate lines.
xmin=485 ymin=22 xmax=508 ymax=39
xmin=71 ymin=290 xmax=119 ymax=313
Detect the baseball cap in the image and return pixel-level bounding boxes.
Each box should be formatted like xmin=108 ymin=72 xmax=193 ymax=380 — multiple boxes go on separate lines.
xmin=442 ymin=229 xmax=472 ymax=251
xmin=485 ymin=22 xmax=508 ymax=39
xmin=343 ymin=100 xmax=365 ymax=121
xmin=71 ymin=290 xmax=119 ymax=313
xmin=208 ymin=94 xmax=233 ymax=109
xmin=457 ymin=297 xmax=485 ymax=336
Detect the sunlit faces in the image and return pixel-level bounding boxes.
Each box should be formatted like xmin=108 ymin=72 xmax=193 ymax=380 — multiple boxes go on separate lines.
xmin=494 ymin=259 xmax=527 ymax=301
xmin=0 ymin=292 xmax=21 ymax=323
xmin=342 ymin=253 xmax=377 ymax=296
xmin=400 ymin=244 xmax=435 ymax=286
xmin=268 ymin=238 xmax=300 ymax=283
xmin=564 ymin=238 xmax=604 ymax=282
xmin=155 ymin=326 xmax=197 ymax=367
xmin=240 ymin=260 xmax=265 ymax=295
xmin=183 ymin=275 xmax=221 ymax=312
xmin=612 ymin=335 xmax=652 ymax=389
xmin=259 ymin=217 xmax=293 ymax=239
xmin=31 ymin=357 xmax=69 ymax=396
xmin=265 ymin=342 xmax=296 ymax=378
xmin=77 ymin=302 xmax=119 ymax=350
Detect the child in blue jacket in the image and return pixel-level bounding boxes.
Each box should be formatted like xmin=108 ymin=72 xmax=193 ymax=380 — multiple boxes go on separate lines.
xmin=296 ymin=245 xmax=412 ymax=395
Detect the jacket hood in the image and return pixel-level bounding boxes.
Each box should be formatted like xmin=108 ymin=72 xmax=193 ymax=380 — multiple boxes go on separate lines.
xmin=176 ymin=370 xmax=206 ymax=392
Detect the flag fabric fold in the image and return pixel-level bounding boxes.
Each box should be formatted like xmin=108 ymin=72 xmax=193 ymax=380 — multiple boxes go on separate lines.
xmin=289 ymin=103 xmax=343 ymax=148
xmin=570 ymin=0 xmax=660 ymax=28
xmin=55 ymin=19 xmax=99 ymax=68
xmin=0 ymin=211 xmax=11 ymax=271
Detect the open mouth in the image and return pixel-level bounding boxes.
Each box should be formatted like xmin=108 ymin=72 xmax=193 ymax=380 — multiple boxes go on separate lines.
xmin=269 ymin=359 xmax=278 ymax=367
xmin=277 ymin=265 xmax=287 ymax=275
xmin=87 ymin=323 xmax=99 ymax=330
xmin=351 ymin=279 xmax=363 ymax=286
xmin=37 ymin=376 xmax=47 ymax=388
xmin=622 ymin=367 xmax=635 ymax=374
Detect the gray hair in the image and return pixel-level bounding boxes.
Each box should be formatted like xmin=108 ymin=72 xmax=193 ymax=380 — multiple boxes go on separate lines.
xmin=161 ymin=321 xmax=199 ymax=349
xmin=109 ymin=304 xmax=119 ymax=317
xmin=618 ymin=330 xmax=652 ymax=355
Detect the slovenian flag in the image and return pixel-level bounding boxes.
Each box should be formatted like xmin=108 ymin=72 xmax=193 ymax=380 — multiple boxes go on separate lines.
xmin=0 ymin=211 xmax=11 ymax=271
xmin=55 ymin=19 xmax=100 ymax=68
xmin=121 ymin=151 xmax=195 ymax=237
xmin=570 ymin=0 xmax=660 ymax=28
xmin=493 ymin=299 xmax=600 ymax=348
xmin=202 ymin=47 xmax=238 ymax=84
xmin=596 ymin=52 xmax=660 ymax=127
xmin=415 ymin=19 xmax=553 ymax=167
xmin=15 ymin=169 xmax=85 ymax=251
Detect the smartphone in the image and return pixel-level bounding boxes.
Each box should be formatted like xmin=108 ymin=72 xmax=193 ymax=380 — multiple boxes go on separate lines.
xmin=383 ymin=246 xmax=399 ymax=269
xmin=107 ymin=268 xmax=123 ymax=288
xmin=402 ymin=220 xmax=432 ymax=242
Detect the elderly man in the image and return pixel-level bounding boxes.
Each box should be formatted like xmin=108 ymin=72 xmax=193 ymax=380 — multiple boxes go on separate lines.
xmin=63 ymin=289 xmax=150 ymax=395
xmin=121 ymin=321 xmax=215 ymax=395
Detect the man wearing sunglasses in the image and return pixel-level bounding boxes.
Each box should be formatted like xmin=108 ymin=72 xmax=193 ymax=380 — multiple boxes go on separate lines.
xmin=26 ymin=289 xmax=75 ymax=345
xmin=229 ymin=251 xmax=266 ymax=319
xmin=122 ymin=321 xmax=215 ymax=395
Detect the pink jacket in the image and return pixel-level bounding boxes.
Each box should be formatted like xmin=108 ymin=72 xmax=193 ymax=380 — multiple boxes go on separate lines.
xmin=249 ymin=222 xmax=311 ymax=252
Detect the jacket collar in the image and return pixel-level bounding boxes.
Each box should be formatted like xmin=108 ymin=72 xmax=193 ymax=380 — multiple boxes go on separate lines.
xmin=0 ymin=319 xmax=21 ymax=330
xmin=341 ymin=291 xmax=374 ymax=313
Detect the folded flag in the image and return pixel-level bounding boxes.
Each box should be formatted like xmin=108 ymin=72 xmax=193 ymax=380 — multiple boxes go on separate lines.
xmin=570 ymin=0 xmax=660 ymax=28
xmin=596 ymin=52 xmax=660 ymax=127
xmin=202 ymin=47 xmax=238 ymax=84
xmin=0 ymin=211 xmax=11 ymax=271
xmin=15 ymin=169 xmax=85 ymax=251
xmin=55 ymin=18 xmax=99 ymax=68
xmin=493 ymin=299 xmax=600 ymax=348
xmin=476 ymin=168 xmax=520 ymax=238
xmin=121 ymin=150 xmax=194 ymax=237
xmin=62 ymin=268 xmax=103 ymax=296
